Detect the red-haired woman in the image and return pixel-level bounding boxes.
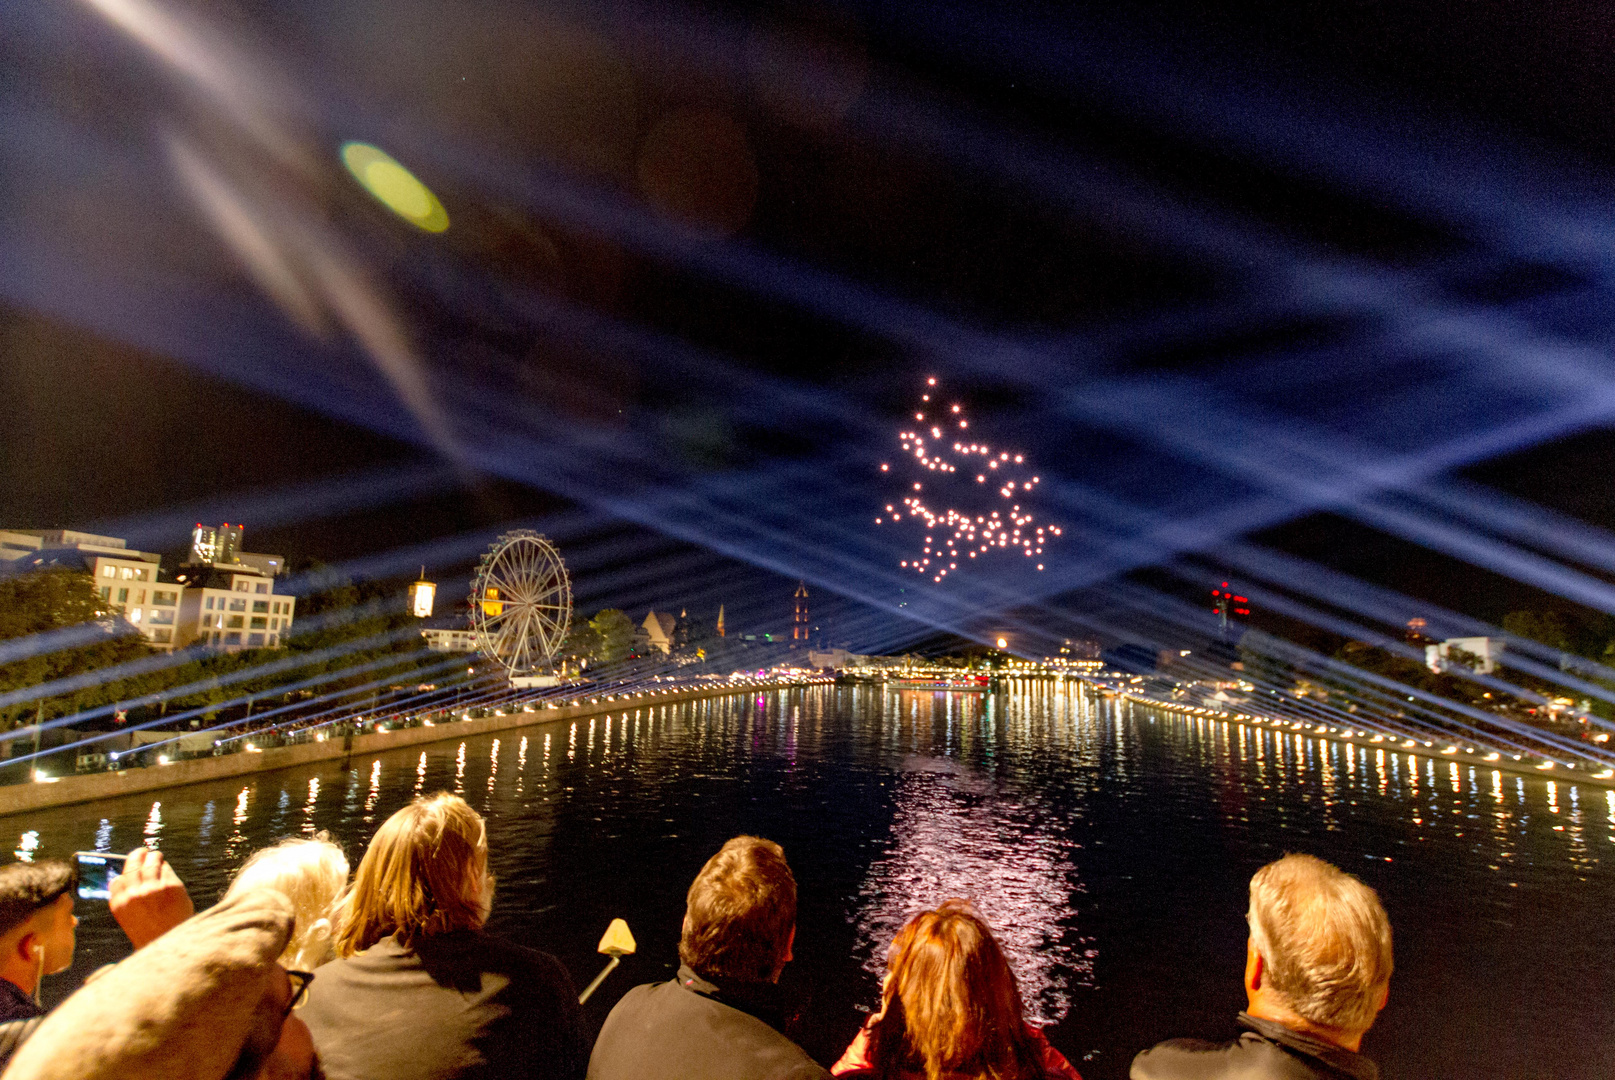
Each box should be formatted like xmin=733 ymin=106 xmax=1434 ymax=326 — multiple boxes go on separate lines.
xmin=832 ymin=900 xmax=1081 ymax=1080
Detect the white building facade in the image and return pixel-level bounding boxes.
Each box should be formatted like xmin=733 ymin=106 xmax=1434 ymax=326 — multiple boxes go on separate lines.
xmin=174 ymin=567 xmax=296 ymax=651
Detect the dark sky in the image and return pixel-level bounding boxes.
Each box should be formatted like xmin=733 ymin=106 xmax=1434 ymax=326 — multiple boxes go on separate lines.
xmin=4 ymin=0 xmax=1615 ymax=651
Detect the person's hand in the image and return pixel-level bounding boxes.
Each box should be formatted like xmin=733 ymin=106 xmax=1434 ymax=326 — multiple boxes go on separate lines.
xmin=109 ymin=847 xmax=195 ymax=949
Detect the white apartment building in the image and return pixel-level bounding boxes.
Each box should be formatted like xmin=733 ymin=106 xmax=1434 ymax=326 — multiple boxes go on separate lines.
xmin=1 ymin=530 xmax=182 ymax=651
xmin=174 ymin=566 xmax=296 ymax=651
xmin=422 ymin=627 xmax=478 ymax=653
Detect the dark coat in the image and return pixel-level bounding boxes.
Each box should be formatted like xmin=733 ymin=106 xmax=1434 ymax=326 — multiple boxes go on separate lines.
xmin=301 ymin=929 xmax=585 ymax=1080
xmin=0 ymin=980 xmax=39 ymax=1025
xmin=586 ymin=964 xmax=829 ymax=1080
xmin=1131 ymin=1014 xmax=1378 ymax=1080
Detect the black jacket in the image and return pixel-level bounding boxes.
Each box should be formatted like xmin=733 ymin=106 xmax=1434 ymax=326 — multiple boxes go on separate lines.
xmin=301 ymin=929 xmax=585 ymax=1080
xmin=586 ymin=964 xmax=829 ymax=1080
xmin=1130 ymin=1014 xmax=1379 ymax=1080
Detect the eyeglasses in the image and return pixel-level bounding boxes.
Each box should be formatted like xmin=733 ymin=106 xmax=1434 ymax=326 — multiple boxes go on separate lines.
xmin=283 ymin=970 xmax=315 ymax=1017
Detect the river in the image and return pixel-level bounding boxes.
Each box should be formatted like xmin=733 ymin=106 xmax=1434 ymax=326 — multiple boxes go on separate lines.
xmin=4 ymin=680 xmax=1611 ymax=1078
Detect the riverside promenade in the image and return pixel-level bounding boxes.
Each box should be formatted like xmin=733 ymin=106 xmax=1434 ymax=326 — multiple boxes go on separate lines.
xmin=0 ymin=678 xmax=811 ymax=817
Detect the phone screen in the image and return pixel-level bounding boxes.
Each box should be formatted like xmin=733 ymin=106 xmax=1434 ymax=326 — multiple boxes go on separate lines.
xmin=74 ymin=852 xmax=128 ymax=900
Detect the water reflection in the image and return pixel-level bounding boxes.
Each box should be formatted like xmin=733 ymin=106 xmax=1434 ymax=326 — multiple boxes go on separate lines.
xmin=855 ymin=758 xmax=1088 ymax=1025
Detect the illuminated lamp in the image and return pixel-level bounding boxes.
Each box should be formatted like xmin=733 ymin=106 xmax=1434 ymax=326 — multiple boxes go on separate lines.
xmin=341 ymin=142 xmax=450 ymax=232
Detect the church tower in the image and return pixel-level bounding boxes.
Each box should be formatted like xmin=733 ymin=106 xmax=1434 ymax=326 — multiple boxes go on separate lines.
xmin=716 ymin=605 xmax=726 ymax=638
xmin=793 ymin=581 xmax=809 ymax=641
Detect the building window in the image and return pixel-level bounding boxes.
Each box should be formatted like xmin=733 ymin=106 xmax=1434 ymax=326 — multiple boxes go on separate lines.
xmin=225 ymin=632 xmax=241 ymax=644
xmin=153 ymin=590 xmax=176 ymax=606
xmin=136 ymin=569 xmax=147 ymax=581
xmin=150 ymin=610 xmax=175 ymax=626
xmin=101 ymin=565 xmax=115 ymax=577
xmin=129 ymin=608 xmax=142 ymax=623
xmin=205 ymin=596 xmax=215 ymax=610
xmin=152 ymin=629 xmax=172 ymax=643
xmin=248 ymin=633 xmax=265 ymax=647
xmin=99 ymin=586 xmax=110 ymax=600
xmin=252 ymin=601 xmax=268 ymax=613
xmin=117 ymin=588 xmax=129 ymax=603
xmin=229 ymin=599 xmax=246 ymax=612
xmin=227 ymin=615 xmax=244 ymax=629
xmin=211 ymin=631 xmax=222 ymax=644
xmin=269 ymin=618 xmax=278 ymax=630
xmin=250 ymin=616 xmax=267 ymax=629
xmin=120 ymin=567 xmax=135 ymax=580
xmin=255 ymin=583 xmax=269 ymax=594
xmin=235 ymin=581 xmax=249 ymax=592
xmin=268 ymin=634 xmax=278 ymax=647
xmin=136 ymin=590 xmax=146 ymax=605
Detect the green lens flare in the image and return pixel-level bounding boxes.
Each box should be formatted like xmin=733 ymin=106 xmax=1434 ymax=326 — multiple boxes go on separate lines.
xmin=340 ymin=142 xmax=449 ymax=233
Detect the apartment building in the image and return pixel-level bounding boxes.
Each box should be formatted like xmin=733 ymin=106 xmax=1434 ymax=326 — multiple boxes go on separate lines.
xmin=0 ymin=530 xmax=182 ymax=650
xmin=173 ymin=566 xmax=296 ymax=651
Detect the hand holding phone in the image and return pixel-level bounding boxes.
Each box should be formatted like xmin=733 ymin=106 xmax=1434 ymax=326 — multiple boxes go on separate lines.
xmin=107 ymin=848 xmax=195 ymax=949
xmin=73 ymin=852 xmax=128 ymax=900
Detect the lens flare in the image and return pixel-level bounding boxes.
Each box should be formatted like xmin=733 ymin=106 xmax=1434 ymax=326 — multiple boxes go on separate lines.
xmin=340 ymin=142 xmax=449 ymax=233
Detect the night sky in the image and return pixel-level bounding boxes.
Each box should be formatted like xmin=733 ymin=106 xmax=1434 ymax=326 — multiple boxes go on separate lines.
xmin=5 ymin=0 xmax=1615 ymax=651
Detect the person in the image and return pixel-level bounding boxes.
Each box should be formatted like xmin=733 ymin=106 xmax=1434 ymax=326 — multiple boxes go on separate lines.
xmin=588 ymin=834 xmax=829 ymax=1080
xmin=225 ymin=834 xmax=349 ymax=969
xmin=109 ymin=847 xmax=197 ymax=949
xmin=831 ymin=899 xmax=1081 ymax=1080
xmin=1130 ymin=853 xmax=1393 ymax=1080
xmin=298 ymin=792 xmax=584 ymax=1080
xmin=2 ymin=886 xmax=318 ymax=1080
xmin=0 ymin=860 xmax=78 ymax=1024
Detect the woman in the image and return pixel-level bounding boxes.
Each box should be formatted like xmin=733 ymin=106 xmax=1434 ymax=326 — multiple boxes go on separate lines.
xmin=833 ymin=900 xmax=1081 ymax=1080
xmin=224 ymin=834 xmax=349 ymax=970
xmin=298 ymin=792 xmax=584 ymax=1080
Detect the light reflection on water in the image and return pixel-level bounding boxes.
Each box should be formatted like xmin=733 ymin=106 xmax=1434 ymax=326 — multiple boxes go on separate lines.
xmin=4 ymin=682 xmax=1613 ymax=1078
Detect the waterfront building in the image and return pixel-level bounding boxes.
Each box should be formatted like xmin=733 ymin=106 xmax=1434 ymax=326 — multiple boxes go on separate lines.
xmin=187 ymin=523 xmax=286 ymax=577
xmin=793 ymin=581 xmax=809 ymax=641
xmin=409 ymin=574 xmax=436 ymax=618
xmin=172 ymin=565 xmax=296 ymax=651
xmin=422 ymin=627 xmax=478 ymax=652
xmin=0 ymin=529 xmax=181 ymax=651
xmin=641 ymin=611 xmax=678 ymax=654
xmin=1425 ymin=635 xmax=1503 ymax=674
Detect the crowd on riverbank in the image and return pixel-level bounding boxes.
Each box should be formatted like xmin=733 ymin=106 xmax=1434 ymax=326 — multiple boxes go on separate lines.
xmin=0 ymin=792 xmax=1392 ymax=1080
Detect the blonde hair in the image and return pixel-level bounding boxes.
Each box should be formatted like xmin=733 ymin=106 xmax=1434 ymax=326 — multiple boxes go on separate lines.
xmin=226 ymin=834 xmax=350 ymax=969
xmin=334 ymin=792 xmax=489 ymax=957
xmin=679 ymin=836 xmax=796 ymax=983
xmin=1248 ymin=854 xmax=1393 ymax=1032
xmin=869 ymin=900 xmax=1042 ymax=1080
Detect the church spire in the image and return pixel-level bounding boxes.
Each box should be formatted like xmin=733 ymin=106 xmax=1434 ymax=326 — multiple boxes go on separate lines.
xmin=716 ymin=605 xmax=726 ymax=637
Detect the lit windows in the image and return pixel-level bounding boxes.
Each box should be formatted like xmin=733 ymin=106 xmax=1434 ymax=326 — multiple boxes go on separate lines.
xmin=150 ymin=610 xmax=175 ymax=626
xmin=120 ymin=567 xmax=135 ymax=580
xmin=129 ymin=609 xmax=142 ymax=623
xmin=101 ymin=565 xmax=115 ymax=577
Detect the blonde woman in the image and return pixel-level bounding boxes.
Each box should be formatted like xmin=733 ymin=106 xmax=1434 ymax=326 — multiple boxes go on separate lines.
xmin=224 ymin=834 xmax=349 ymax=970
xmin=833 ymin=900 xmax=1081 ymax=1080
xmin=299 ymin=793 xmax=583 ymax=1080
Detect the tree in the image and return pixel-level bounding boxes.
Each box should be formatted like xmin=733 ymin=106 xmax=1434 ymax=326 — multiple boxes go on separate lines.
xmin=1502 ymin=610 xmax=1570 ymax=653
xmin=0 ymin=568 xmax=153 ymax=728
xmin=589 ymin=610 xmax=635 ymax=665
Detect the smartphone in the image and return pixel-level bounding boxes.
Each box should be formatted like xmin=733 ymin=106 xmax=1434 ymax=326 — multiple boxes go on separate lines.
xmin=73 ymin=852 xmax=128 ymax=900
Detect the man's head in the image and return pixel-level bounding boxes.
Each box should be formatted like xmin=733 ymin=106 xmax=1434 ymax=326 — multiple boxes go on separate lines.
xmin=1245 ymin=854 xmax=1393 ymax=1042
xmin=3 ymin=886 xmax=315 ymax=1080
xmin=335 ymin=792 xmax=489 ymax=956
xmin=0 ymin=859 xmax=79 ymax=992
xmin=679 ymin=835 xmax=796 ymax=984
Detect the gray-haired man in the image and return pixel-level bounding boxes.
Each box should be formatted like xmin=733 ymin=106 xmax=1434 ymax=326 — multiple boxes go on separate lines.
xmin=1132 ymin=853 xmax=1392 ymax=1080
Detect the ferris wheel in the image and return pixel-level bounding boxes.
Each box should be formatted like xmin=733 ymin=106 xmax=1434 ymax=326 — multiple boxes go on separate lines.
xmin=467 ymin=530 xmax=573 ymax=680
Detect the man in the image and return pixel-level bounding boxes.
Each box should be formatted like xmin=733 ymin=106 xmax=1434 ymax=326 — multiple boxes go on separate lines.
xmin=3 ymin=886 xmax=318 ymax=1080
xmin=588 ymin=835 xmax=829 ymax=1080
xmin=1132 ymin=853 xmax=1393 ymax=1080
xmin=0 ymin=860 xmax=79 ymax=1023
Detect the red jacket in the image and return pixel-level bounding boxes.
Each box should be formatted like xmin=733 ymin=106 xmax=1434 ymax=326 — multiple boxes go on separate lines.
xmin=831 ymin=1017 xmax=1082 ymax=1080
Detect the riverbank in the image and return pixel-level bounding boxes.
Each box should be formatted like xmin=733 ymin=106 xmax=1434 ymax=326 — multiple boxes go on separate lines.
xmin=0 ymin=679 xmax=812 ymax=815
xmin=1101 ymin=686 xmax=1615 ymax=790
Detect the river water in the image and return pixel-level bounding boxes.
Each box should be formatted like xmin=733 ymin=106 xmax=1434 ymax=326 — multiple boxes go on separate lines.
xmin=5 ymin=680 xmax=1612 ymax=1078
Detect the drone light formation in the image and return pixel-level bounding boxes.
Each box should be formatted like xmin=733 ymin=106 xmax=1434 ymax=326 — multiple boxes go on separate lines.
xmin=879 ymin=377 xmax=1060 ymax=582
